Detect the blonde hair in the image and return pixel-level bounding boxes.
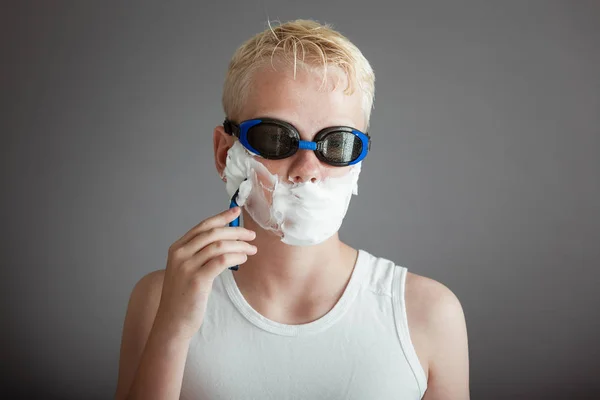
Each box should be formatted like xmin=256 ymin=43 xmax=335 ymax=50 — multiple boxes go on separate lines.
xmin=222 ymin=19 xmax=375 ymax=130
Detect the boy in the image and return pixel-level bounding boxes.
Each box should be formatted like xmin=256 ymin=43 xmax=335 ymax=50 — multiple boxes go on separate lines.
xmin=116 ymin=19 xmax=469 ymax=400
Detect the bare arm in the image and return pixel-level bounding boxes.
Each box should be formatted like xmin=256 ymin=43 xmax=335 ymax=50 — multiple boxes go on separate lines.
xmin=422 ymin=283 xmax=470 ymax=399
xmin=114 ymin=270 xmax=192 ymax=400
xmin=406 ymin=273 xmax=470 ymax=400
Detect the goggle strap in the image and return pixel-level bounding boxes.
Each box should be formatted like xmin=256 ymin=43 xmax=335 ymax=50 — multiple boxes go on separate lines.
xmin=223 ymin=119 xmax=240 ymax=138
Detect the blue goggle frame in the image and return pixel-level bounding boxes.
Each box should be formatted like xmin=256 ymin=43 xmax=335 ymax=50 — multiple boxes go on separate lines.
xmin=223 ymin=117 xmax=371 ymax=167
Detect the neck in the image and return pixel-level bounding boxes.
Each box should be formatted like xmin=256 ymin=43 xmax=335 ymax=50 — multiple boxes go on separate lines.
xmin=232 ymin=209 xmax=358 ymax=305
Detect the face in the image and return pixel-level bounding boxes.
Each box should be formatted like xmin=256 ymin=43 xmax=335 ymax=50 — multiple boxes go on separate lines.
xmin=214 ymin=64 xmax=366 ymax=183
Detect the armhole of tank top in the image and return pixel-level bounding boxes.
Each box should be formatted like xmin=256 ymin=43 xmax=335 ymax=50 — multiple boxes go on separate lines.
xmin=392 ymin=265 xmax=428 ymax=398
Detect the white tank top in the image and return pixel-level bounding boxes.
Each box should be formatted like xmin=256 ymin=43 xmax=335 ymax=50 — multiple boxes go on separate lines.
xmin=180 ymin=249 xmax=428 ymax=399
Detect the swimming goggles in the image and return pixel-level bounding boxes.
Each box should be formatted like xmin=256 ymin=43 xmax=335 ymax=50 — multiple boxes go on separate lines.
xmin=223 ymin=117 xmax=371 ymax=167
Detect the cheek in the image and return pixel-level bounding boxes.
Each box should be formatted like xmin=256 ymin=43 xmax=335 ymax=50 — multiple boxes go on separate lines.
xmin=247 ymin=159 xmax=280 ymax=207
xmin=323 ymin=165 xmax=352 ymax=178
xmin=254 ymin=158 xmax=291 ymax=181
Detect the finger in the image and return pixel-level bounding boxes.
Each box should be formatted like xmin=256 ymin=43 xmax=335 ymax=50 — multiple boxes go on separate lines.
xmin=175 ymin=207 xmax=242 ymax=248
xmin=178 ymin=226 xmax=255 ymax=258
xmin=184 ymin=240 xmax=257 ymax=270
xmin=198 ymin=253 xmax=249 ymax=280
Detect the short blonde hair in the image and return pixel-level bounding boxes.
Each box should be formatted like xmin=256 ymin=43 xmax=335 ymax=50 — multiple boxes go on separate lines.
xmin=222 ymin=19 xmax=375 ymax=130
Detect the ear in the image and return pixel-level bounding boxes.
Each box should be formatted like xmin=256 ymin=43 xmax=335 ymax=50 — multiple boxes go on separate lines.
xmin=214 ymin=124 xmax=235 ymax=179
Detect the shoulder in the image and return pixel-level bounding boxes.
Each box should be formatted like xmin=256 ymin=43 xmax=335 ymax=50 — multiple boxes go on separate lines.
xmin=127 ymin=269 xmax=166 ymax=324
xmin=127 ymin=269 xmax=166 ymax=314
xmin=133 ymin=269 xmax=165 ymax=297
xmin=404 ymin=271 xmax=465 ymax=329
xmin=404 ymin=271 xmax=470 ymax=398
xmin=128 ymin=268 xmax=166 ymax=329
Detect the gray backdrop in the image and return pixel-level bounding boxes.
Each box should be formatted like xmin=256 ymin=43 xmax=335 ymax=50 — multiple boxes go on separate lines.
xmin=2 ymin=1 xmax=599 ymax=399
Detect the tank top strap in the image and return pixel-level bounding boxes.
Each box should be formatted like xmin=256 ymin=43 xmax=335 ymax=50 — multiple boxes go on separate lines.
xmin=392 ymin=265 xmax=428 ymax=397
xmin=337 ymin=251 xmax=428 ymax=397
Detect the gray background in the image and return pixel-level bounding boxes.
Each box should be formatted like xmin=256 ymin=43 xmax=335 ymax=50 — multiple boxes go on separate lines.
xmin=2 ymin=1 xmax=599 ymax=399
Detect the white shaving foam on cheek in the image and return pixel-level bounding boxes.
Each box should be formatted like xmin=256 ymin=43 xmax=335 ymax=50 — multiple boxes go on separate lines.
xmin=223 ymin=141 xmax=361 ymax=246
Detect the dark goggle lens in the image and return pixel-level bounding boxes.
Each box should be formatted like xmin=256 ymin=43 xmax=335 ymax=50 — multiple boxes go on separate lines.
xmin=247 ymin=123 xmax=297 ymax=158
xmin=319 ymin=131 xmax=363 ymax=164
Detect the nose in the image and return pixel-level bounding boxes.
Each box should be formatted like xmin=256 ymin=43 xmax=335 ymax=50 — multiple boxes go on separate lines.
xmin=288 ymin=149 xmax=322 ymax=183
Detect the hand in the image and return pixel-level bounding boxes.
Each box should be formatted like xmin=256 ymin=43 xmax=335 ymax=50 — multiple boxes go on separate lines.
xmin=153 ymin=207 xmax=256 ymax=340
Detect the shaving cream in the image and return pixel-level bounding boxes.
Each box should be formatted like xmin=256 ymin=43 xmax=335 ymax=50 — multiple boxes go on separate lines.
xmin=223 ymin=141 xmax=361 ymax=246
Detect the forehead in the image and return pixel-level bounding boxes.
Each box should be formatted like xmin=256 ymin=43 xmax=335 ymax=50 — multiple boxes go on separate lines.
xmin=239 ymin=64 xmax=365 ymax=136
